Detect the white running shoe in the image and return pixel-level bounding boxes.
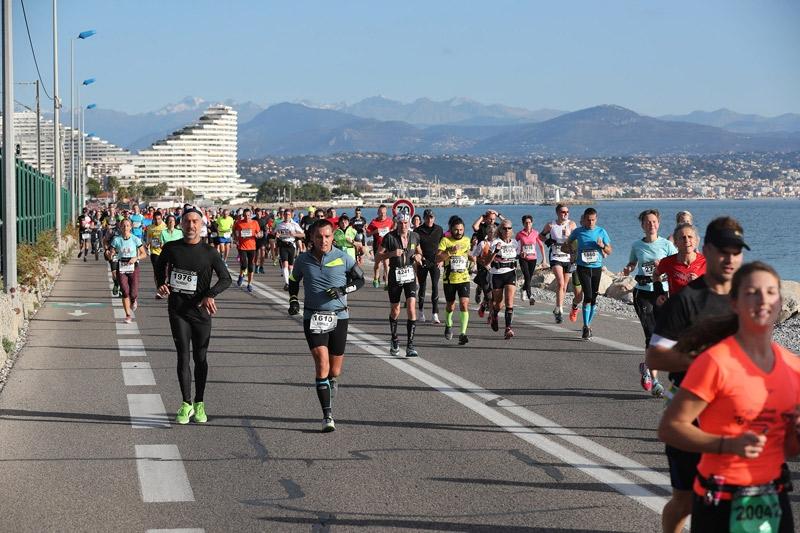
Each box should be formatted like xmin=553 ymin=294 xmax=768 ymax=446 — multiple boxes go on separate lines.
xmin=432 ymin=313 xmax=441 ymax=324
xmin=322 ymin=417 xmax=336 ymax=432
xmin=420 ymin=311 xmax=426 ymax=323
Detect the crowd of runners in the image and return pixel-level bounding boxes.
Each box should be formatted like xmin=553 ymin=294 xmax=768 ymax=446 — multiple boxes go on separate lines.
xmin=78 ymin=199 xmax=800 ymax=532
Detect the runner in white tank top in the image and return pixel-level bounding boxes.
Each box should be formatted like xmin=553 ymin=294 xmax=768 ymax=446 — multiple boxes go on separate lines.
xmin=540 ymin=204 xmax=579 ymax=323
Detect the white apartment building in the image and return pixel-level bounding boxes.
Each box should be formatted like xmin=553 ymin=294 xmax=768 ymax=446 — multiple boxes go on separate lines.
xmin=131 ymin=105 xmax=256 ymax=201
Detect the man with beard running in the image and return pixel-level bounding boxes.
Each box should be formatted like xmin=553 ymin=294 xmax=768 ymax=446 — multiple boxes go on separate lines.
xmin=436 ymin=216 xmax=474 ymax=345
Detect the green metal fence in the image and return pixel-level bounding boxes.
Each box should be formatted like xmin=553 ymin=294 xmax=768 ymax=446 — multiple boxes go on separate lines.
xmin=0 ymin=154 xmax=73 ymax=245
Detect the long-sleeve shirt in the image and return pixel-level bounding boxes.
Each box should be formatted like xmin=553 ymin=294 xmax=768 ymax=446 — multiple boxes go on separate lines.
xmin=156 ymin=239 xmax=232 ymax=314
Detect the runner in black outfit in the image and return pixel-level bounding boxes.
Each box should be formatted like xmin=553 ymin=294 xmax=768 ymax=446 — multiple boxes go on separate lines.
xmin=156 ymin=207 xmax=232 ymax=425
xmin=414 ymin=209 xmax=443 ymax=323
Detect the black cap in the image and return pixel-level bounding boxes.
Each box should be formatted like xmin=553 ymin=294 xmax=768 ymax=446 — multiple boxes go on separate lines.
xmin=705 ymin=226 xmax=750 ymax=251
xmin=423 ymin=209 xmax=434 ymax=218
xmin=183 ymin=205 xmax=204 ymax=218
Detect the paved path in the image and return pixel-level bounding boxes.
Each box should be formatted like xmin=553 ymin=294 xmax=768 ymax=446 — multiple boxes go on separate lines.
xmin=0 ymin=254 xmax=797 ymax=532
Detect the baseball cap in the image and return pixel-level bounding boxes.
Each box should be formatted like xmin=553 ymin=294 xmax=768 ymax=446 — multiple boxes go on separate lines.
xmin=183 ymin=205 xmax=203 ymax=218
xmin=423 ymin=209 xmax=434 ymax=218
xmin=704 ymin=225 xmax=750 ymax=251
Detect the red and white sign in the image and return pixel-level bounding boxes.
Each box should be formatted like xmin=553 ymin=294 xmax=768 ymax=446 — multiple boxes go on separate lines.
xmin=391 ymin=199 xmax=415 ymax=219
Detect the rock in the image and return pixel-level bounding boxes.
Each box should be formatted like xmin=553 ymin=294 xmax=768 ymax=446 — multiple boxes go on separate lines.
xmin=605 ymin=275 xmax=637 ymax=302
xmin=780 ymin=280 xmax=800 ymax=323
xmin=598 ymin=268 xmax=615 ymax=295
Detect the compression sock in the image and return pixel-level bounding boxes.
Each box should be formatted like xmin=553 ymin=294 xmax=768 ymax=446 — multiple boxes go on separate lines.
xmin=328 ymin=376 xmax=338 ymax=404
xmin=389 ymin=317 xmax=399 ymax=341
xmin=282 ymin=267 xmax=290 ymax=284
xmin=505 ymin=308 xmax=514 ymax=328
xmin=460 ymin=311 xmax=469 ymax=334
xmin=582 ymin=304 xmax=592 ymax=325
xmin=446 ymin=311 xmax=454 ymax=327
xmin=589 ymin=303 xmax=599 ymax=323
xmin=407 ymin=319 xmax=417 ymax=344
xmin=316 ymin=378 xmax=332 ymax=418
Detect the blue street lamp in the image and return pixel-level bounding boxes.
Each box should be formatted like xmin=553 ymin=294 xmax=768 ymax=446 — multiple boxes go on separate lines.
xmin=78 ymin=30 xmax=96 ymax=40
xmin=82 ymin=78 xmax=95 ymax=86
xmin=71 ymin=30 xmax=97 ymax=215
xmin=86 ymin=104 xmax=96 ymax=110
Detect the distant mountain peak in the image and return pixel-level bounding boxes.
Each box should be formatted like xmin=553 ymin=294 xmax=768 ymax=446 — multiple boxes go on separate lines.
xmin=155 ymin=96 xmax=207 ymax=115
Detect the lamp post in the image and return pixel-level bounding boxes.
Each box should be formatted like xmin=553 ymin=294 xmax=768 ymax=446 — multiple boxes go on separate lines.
xmin=70 ymin=29 xmax=95 ymax=217
xmin=2 ymin=0 xmax=16 ymax=291
xmin=77 ymin=77 xmax=94 ymax=208
xmin=82 ymin=103 xmax=96 ymax=202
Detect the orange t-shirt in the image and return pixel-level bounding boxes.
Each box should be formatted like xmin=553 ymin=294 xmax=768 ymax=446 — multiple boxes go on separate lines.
xmin=681 ymin=335 xmax=800 ymax=494
xmin=234 ymin=219 xmax=260 ymax=251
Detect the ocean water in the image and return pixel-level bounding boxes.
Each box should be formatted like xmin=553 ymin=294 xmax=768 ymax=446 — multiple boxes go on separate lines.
xmin=358 ymin=199 xmax=800 ymax=281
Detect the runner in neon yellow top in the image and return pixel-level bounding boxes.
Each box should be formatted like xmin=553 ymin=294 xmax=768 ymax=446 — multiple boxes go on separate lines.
xmin=215 ymin=209 xmax=235 ymax=262
xmin=436 ymin=216 xmax=474 ymax=345
xmin=146 ymin=211 xmax=168 ymax=296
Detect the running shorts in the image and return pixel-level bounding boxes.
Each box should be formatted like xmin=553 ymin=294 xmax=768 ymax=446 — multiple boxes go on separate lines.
xmin=238 ymin=250 xmax=256 ymax=271
xmin=550 ymin=260 xmax=571 ymax=272
xmin=388 ymin=282 xmax=418 ymax=304
xmin=491 ymin=270 xmax=516 ymax=289
xmin=444 ymin=282 xmax=470 ymax=301
xmin=278 ymin=242 xmax=296 ymax=265
xmin=303 ymin=318 xmax=348 ymax=355
xmin=665 ymin=445 xmax=701 ymax=491
xmin=217 ymin=236 xmax=231 ymax=244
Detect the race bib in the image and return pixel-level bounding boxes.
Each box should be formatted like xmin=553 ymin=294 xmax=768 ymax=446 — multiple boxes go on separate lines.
xmin=240 ymin=228 xmax=253 ymax=238
xmin=522 ymin=244 xmax=536 ymax=255
xmin=581 ymin=250 xmax=600 ymax=263
xmin=118 ymin=260 xmax=135 ymax=273
xmin=450 ymin=255 xmax=468 ymax=272
xmin=81 ymin=233 xmax=91 ymax=240
xmin=222 ymin=232 xmax=232 ymax=239
xmin=309 ymin=312 xmax=337 ymax=334
xmin=210 ymin=232 xmax=218 ymax=238
xmin=395 ymin=266 xmax=415 ymax=284
xmin=730 ymin=490 xmax=781 ymax=533
xmin=150 ymin=238 xmax=161 ymax=248
xmin=378 ymin=227 xmax=390 ymax=237
xmin=500 ymin=245 xmax=517 ymax=260
xmin=641 ymin=261 xmax=656 ymax=276
xmin=169 ymin=268 xmax=198 ymax=294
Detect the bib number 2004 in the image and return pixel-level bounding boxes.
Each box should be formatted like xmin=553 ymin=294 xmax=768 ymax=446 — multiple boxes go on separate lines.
xmin=730 ymin=492 xmax=782 ymax=533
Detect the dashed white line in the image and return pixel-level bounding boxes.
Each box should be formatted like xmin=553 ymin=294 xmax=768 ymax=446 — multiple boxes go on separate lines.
xmin=116 ymin=321 xmax=140 ymax=335
xmin=118 ymin=338 xmax=147 ymax=357
xmin=127 ymin=394 xmax=170 ymax=428
xmin=121 ymin=362 xmax=157 ymax=386
xmin=135 ymin=445 xmax=195 ymax=503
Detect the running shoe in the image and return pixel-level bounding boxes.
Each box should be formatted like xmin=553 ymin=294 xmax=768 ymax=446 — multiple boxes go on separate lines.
xmin=651 ymin=380 xmax=664 ymax=398
xmin=420 ymin=311 xmax=426 ymax=323
xmin=272 ymin=258 xmax=278 ymax=266
xmin=123 ymin=316 xmax=133 ymax=324
xmin=432 ymin=313 xmax=441 ymax=324
xmin=581 ymin=326 xmax=591 ymax=340
xmin=554 ymin=309 xmax=563 ymax=324
xmin=112 ymin=285 xmax=119 ymax=297
xmin=259 ymin=266 xmax=265 ymax=274
xmin=176 ymin=402 xmax=194 ymax=424
xmin=83 ymin=255 xmax=87 ymax=262
xmin=529 ymin=295 xmax=536 ymax=306
xmin=406 ymin=344 xmax=419 ymax=357
xmin=237 ymin=274 xmax=244 ymax=287
xmin=478 ymin=302 xmax=486 ymax=318
xmin=490 ymin=313 xmax=499 ymax=332
xmin=569 ymin=306 xmax=578 ymax=323
xmin=322 ymin=417 xmax=336 ymax=432
xmin=475 ymin=291 xmax=481 ymax=304
xmin=458 ymin=333 xmax=469 ymax=345
xmin=77 ymin=250 xmax=82 ymax=258
xmin=639 ymin=362 xmax=653 ymax=392
xmin=283 ymin=283 xmax=289 ymax=291
xmin=372 ymin=279 xmax=380 ymax=288
xmin=504 ymin=327 xmax=514 ymax=339
xmin=247 ymin=284 xmax=253 ymax=293
xmin=389 ymin=340 xmax=400 ymax=356
xmin=132 ymin=300 xmax=138 ymax=312
xmin=193 ymin=401 xmax=207 ymax=423
xmin=444 ymin=326 xmax=453 ymax=340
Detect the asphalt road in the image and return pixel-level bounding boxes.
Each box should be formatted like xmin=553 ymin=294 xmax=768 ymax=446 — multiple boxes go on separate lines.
xmin=0 ymin=251 xmax=797 ymax=532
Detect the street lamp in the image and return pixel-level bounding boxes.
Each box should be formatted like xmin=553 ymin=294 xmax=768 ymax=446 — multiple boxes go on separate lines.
xmin=82 ymin=103 xmax=96 ymax=202
xmin=70 ymin=29 xmax=95 ymax=216
xmin=77 ymin=77 xmax=95 ymax=207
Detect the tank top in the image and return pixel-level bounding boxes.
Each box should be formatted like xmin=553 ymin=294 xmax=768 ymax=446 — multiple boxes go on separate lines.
xmin=549 ymin=220 xmax=572 ymax=263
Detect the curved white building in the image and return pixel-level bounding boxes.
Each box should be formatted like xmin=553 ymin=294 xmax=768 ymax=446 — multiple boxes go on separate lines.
xmin=133 ymin=105 xmax=255 ymax=201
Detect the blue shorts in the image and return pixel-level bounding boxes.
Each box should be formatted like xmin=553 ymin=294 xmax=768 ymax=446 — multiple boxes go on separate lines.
xmin=218 ymin=237 xmax=231 ymax=244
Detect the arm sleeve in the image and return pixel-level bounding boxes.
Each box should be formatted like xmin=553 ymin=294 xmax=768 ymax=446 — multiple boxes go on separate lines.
xmin=679 ymin=351 xmax=722 ymax=403
xmin=207 ymin=248 xmax=232 ymax=298
xmin=288 ymin=256 xmax=303 ymax=297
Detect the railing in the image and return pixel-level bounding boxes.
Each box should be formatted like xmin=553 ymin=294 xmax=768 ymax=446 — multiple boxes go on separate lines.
xmin=0 ymin=154 xmax=73 ymax=245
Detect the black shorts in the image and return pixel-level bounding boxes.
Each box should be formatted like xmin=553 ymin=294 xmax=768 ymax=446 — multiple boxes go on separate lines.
xmin=491 ymin=270 xmax=517 ymax=290
xmin=303 ymin=318 xmax=348 ymax=355
xmin=238 ymin=249 xmax=256 ymax=270
xmin=572 ymin=271 xmax=581 ymax=287
xmin=551 ymin=260 xmax=571 ymax=272
xmin=278 ymin=242 xmax=296 ymax=265
xmin=444 ymin=282 xmax=470 ymax=301
xmin=256 ymin=238 xmax=268 ymax=249
xmin=666 ymin=445 xmax=701 ymax=491
xmin=388 ymin=282 xmax=417 ymax=304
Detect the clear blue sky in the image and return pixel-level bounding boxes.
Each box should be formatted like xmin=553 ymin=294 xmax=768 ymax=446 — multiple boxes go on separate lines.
xmin=10 ymin=0 xmax=800 ymax=116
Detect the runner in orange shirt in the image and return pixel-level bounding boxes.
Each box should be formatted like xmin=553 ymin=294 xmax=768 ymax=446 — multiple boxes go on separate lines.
xmin=233 ymin=208 xmax=262 ymax=292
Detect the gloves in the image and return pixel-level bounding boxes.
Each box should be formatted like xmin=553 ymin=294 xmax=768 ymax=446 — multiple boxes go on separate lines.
xmin=326 ymin=286 xmax=344 ymax=299
xmin=544 ymin=237 xmax=556 ymax=247
xmin=288 ymin=297 xmax=300 ymax=316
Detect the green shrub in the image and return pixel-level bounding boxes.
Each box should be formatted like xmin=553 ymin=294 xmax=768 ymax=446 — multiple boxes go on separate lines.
xmin=2 ymin=337 xmax=13 ymax=355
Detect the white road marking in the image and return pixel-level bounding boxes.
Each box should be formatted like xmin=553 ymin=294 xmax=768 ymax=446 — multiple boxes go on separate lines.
xmin=116 ymin=321 xmax=140 ymax=336
xmin=114 ymin=308 xmax=127 ymax=319
xmin=122 ymin=362 xmax=157 ymax=386
xmin=127 ymin=394 xmax=170 ymax=428
xmin=520 ymin=316 xmax=642 ymax=352
xmin=118 ymin=338 xmax=147 ymax=358
xmin=135 ymin=445 xmax=195 ymax=502
xmin=146 ymin=529 xmax=205 ymax=533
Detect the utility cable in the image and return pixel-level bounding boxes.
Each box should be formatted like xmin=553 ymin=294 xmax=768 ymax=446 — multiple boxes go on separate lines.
xmin=19 ymin=0 xmax=53 ymax=100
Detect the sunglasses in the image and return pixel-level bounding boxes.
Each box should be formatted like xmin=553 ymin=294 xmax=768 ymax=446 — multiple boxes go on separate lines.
xmin=501 ymin=226 xmax=513 ymax=230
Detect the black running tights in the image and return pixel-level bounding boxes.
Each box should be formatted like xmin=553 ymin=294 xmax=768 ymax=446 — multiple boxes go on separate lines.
xmin=519 ymin=258 xmax=537 ymax=295
xmin=576 ymin=266 xmax=602 ymax=306
xmin=169 ymin=310 xmax=212 ymax=403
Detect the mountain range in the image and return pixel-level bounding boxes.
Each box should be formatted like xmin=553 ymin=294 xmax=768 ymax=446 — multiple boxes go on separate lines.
xmin=77 ymin=96 xmax=800 ymax=157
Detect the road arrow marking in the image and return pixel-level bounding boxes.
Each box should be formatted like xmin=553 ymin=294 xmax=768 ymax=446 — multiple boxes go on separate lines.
xmin=68 ymin=310 xmax=88 ymax=317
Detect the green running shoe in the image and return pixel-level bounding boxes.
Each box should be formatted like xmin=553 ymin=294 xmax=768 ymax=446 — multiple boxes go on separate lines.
xmin=176 ymin=402 xmax=194 ymax=424
xmin=193 ymin=401 xmax=207 ymax=423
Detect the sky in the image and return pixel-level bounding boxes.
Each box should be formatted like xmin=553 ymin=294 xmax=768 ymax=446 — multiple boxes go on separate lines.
xmin=9 ymin=0 xmax=800 ymax=116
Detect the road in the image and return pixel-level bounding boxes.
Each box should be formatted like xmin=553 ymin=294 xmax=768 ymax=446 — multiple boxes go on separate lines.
xmin=0 ymin=253 xmax=797 ymax=532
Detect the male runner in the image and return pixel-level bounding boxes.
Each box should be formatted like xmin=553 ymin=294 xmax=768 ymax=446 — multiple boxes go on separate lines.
xmin=233 ymin=207 xmax=262 ymax=292
xmin=436 ymin=216 xmax=474 ymax=345
xmin=376 ymin=213 xmax=423 ymax=357
xmin=215 ymin=209 xmax=235 ymax=261
xmin=129 ymin=204 xmax=145 ymax=241
xmin=288 ymin=219 xmax=365 ymax=432
xmin=366 ymin=205 xmax=393 ymax=287
xmin=145 ymin=211 xmax=167 ymax=296
xmin=156 ymin=207 xmax=232 ymax=425
xmin=275 ymin=208 xmax=305 ymax=291
xmin=255 ymin=208 xmax=270 ymax=273
xmin=414 ymin=209 xmax=443 ymax=323
xmin=645 ymin=217 xmax=747 ymax=533
xmin=350 ymin=207 xmax=367 ymax=266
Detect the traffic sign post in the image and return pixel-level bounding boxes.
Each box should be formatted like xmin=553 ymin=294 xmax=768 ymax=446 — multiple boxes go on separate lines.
xmin=391 ymin=199 xmax=415 ymax=220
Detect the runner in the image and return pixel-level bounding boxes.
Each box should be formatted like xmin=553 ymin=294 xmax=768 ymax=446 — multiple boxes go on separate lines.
xmin=145 ymin=211 xmax=167 ymax=296
xmin=516 ymin=215 xmax=545 ymax=306
xmin=471 ymin=209 xmax=504 ymax=242
xmin=155 ymin=206 xmax=232 ymax=425
xmin=288 ymin=219 xmax=365 ymax=432
xmin=102 ymin=212 xmax=123 ymax=296
xmin=656 ymin=223 xmax=706 ymax=298
xmin=541 ymin=204 xmax=578 ymax=323
xmin=411 ymin=214 xmax=422 ymax=230
xmin=129 ymin=204 xmax=145 ymax=241
xmin=436 ymin=216 xmax=474 ymax=345
xmin=215 ymin=209 xmax=235 ymax=261
xmin=333 ymin=215 xmax=359 ymax=260
xmin=233 ymin=207 xmax=262 ymax=292
xmin=375 ymin=213 xmax=423 ymax=357
xmin=472 ymin=225 xmax=497 ymax=319
xmin=255 ymin=208 xmax=270 ymax=273
xmin=667 ymin=211 xmax=693 ymax=243
xmin=658 ymin=261 xmax=798 ymax=533
xmin=275 ymin=208 xmax=305 ymax=291
xmin=160 ymin=214 xmax=184 ymax=246
xmin=414 ymin=209 xmax=443 ymax=324
xmin=366 ymin=205 xmax=393 ymax=288
xmin=77 ymin=208 xmax=95 ymax=261
xmin=621 ymin=209 xmax=677 ymax=397
xmin=350 ymin=206 xmax=367 ymax=266
xmin=484 ymin=220 xmax=521 ymax=339
xmin=645 ymin=216 xmax=747 ymax=533
xmin=567 ymin=207 xmax=612 ymax=340
xmin=110 ymin=219 xmax=147 ymax=323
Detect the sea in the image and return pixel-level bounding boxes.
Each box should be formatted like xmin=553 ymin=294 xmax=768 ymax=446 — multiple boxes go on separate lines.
xmin=358 ymin=199 xmax=800 ymax=281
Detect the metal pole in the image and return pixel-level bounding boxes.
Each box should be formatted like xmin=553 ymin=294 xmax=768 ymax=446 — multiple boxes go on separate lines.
xmin=2 ymin=0 xmax=17 ymax=291
xmin=35 ymin=79 xmax=41 ymax=172
xmin=69 ymin=39 xmax=74 ymax=217
xmin=76 ymin=86 xmax=81 ymax=208
xmin=80 ymin=106 xmax=85 ymax=206
xmin=52 ymin=0 xmax=61 ymax=239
